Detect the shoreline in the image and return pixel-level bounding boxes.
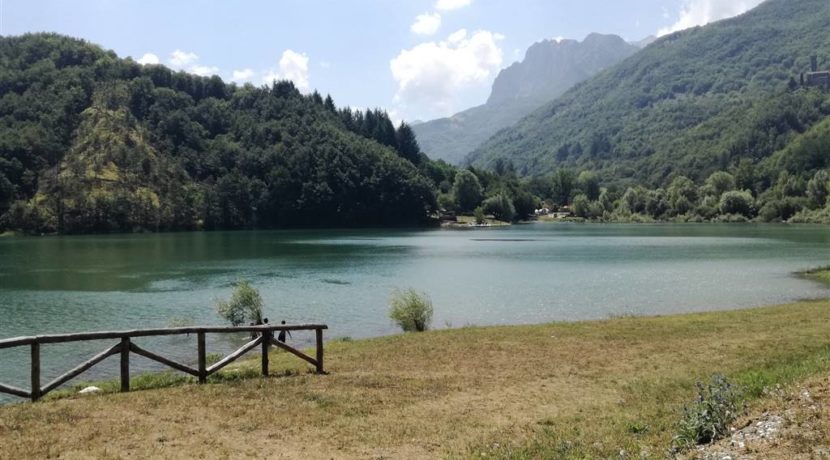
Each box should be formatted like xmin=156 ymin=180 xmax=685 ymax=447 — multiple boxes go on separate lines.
xmin=2 ymin=298 xmax=830 ymax=457
xmin=2 ymin=219 xmax=829 ymax=238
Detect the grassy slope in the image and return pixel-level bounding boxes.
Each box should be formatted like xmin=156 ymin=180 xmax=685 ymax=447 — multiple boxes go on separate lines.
xmin=2 ymin=299 xmax=830 ymax=458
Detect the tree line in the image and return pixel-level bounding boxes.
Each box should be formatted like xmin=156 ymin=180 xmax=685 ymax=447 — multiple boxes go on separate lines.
xmin=0 ymin=34 xmax=440 ymax=233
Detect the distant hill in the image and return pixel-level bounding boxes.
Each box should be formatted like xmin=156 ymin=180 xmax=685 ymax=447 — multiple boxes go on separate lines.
xmin=467 ymin=0 xmax=830 ymax=187
xmin=412 ymin=33 xmax=639 ymax=165
xmin=0 ymin=34 xmax=440 ymax=234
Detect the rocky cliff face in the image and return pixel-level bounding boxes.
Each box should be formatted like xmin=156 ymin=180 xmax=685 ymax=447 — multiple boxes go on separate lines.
xmin=413 ymin=33 xmax=639 ymax=165
xmin=488 ymin=33 xmax=639 ymax=106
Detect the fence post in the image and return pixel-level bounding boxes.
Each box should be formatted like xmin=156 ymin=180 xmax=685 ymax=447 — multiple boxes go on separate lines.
xmin=261 ymin=330 xmax=270 ymax=377
xmin=315 ymin=328 xmax=324 ymax=374
xmin=197 ymin=331 xmax=207 ymax=384
xmin=120 ymin=337 xmax=130 ymax=392
xmin=30 ymin=342 xmax=41 ymax=402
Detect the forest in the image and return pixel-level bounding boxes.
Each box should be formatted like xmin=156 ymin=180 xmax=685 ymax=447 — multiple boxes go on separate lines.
xmin=0 ymin=33 xmax=446 ymax=233
xmin=2 ymin=9 xmax=830 ymax=236
xmin=467 ymin=0 xmax=830 ymax=215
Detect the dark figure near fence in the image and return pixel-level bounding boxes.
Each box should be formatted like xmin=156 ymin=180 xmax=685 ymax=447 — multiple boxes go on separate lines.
xmin=277 ymin=320 xmax=292 ymax=343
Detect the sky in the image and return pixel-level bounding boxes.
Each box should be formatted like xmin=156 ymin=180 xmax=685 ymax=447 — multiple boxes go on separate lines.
xmin=0 ymin=0 xmax=765 ymax=123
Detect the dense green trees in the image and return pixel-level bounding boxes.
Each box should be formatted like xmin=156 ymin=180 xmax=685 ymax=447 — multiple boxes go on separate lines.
xmin=0 ymin=34 xmax=439 ymax=233
xmin=452 ymin=170 xmax=484 ymax=213
xmin=469 ymin=0 xmax=830 ymax=196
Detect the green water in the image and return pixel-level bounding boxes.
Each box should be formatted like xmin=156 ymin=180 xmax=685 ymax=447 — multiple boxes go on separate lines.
xmin=0 ymin=223 xmax=828 ymax=400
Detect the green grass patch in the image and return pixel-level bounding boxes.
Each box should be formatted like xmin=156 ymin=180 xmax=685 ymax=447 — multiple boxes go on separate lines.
xmin=800 ymin=265 xmax=830 ymax=286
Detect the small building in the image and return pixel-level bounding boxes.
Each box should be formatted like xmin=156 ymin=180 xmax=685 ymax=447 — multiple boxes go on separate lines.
xmin=802 ymin=55 xmax=830 ymax=89
xmin=805 ymin=71 xmax=830 ymax=89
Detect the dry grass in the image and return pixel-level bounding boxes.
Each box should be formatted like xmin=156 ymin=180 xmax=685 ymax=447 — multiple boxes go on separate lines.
xmin=2 ymin=299 xmax=830 ymax=459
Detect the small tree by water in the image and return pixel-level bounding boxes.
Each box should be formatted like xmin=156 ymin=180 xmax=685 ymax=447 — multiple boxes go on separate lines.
xmin=389 ymin=288 xmax=433 ymax=332
xmin=216 ymin=281 xmax=263 ymax=326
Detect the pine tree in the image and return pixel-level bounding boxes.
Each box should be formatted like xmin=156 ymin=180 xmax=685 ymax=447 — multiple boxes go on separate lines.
xmin=395 ymin=123 xmax=422 ymax=165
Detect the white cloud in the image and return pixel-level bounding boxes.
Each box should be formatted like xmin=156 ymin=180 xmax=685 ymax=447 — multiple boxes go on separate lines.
xmin=137 ymin=53 xmax=160 ymax=65
xmin=390 ymin=29 xmax=503 ymax=115
xmin=231 ymin=68 xmax=257 ymax=84
xmin=411 ymin=12 xmax=441 ymax=35
xmin=190 ymin=65 xmax=220 ymax=77
xmin=168 ymin=49 xmax=199 ymax=69
xmin=658 ymin=0 xmax=764 ymax=36
xmin=262 ymin=49 xmax=311 ymax=91
xmin=435 ymin=0 xmax=472 ymax=11
xmin=165 ymin=49 xmax=223 ymax=77
xmin=319 ymin=60 xmax=331 ymax=69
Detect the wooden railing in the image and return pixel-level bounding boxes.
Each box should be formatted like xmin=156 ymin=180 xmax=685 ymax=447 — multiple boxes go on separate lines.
xmin=0 ymin=324 xmax=328 ymax=401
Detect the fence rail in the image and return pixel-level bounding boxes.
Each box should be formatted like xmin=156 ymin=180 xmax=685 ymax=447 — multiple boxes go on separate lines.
xmin=0 ymin=324 xmax=328 ymax=402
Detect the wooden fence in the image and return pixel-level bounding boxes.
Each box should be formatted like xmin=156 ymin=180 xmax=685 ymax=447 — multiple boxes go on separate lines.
xmin=0 ymin=324 xmax=327 ymax=401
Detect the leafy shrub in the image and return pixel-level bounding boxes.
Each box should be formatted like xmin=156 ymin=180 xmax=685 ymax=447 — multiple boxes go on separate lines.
xmin=672 ymin=374 xmax=743 ymax=452
xmin=482 ymin=193 xmax=516 ymax=222
xmin=389 ymin=288 xmax=433 ymax=332
xmin=453 ymin=170 xmax=483 ymax=212
xmin=757 ymin=196 xmax=808 ymax=222
xmin=473 ymin=206 xmax=486 ymax=225
xmin=719 ymin=190 xmax=755 ymax=217
xmin=216 ymin=281 xmax=263 ymax=326
xmin=571 ymin=193 xmax=591 ymax=218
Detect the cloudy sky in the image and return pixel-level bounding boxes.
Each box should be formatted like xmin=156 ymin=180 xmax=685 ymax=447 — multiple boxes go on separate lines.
xmin=1 ymin=0 xmax=764 ymax=123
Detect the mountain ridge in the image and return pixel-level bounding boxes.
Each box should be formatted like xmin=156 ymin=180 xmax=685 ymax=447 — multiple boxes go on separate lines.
xmin=466 ymin=0 xmax=830 ymax=186
xmin=412 ymin=33 xmax=639 ymax=165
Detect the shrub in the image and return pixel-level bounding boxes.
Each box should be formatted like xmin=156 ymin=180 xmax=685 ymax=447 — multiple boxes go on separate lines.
xmin=473 ymin=206 xmax=486 ymax=225
xmin=216 ymin=281 xmax=263 ymax=326
xmin=438 ymin=192 xmax=457 ymax=212
xmin=452 ymin=170 xmax=483 ymax=212
xmin=482 ymin=193 xmax=516 ymax=222
xmin=672 ymin=374 xmax=743 ymax=452
xmin=757 ymin=196 xmax=808 ymax=222
xmin=572 ymin=193 xmax=591 ymax=218
xmin=389 ymin=288 xmax=433 ymax=332
xmin=719 ymin=190 xmax=755 ymax=217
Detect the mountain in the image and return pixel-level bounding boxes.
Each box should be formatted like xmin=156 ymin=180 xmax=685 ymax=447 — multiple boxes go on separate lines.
xmin=631 ymin=35 xmax=657 ymax=49
xmin=412 ymin=33 xmax=640 ymax=165
xmin=0 ymin=34 xmax=440 ymax=234
xmin=467 ymin=0 xmax=830 ymax=187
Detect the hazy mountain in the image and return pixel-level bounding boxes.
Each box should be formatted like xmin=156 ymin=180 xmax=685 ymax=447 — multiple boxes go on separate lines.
xmin=467 ymin=0 xmax=830 ymax=186
xmin=412 ymin=33 xmax=639 ymax=165
xmin=631 ymin=35 xmax=657 ymax=48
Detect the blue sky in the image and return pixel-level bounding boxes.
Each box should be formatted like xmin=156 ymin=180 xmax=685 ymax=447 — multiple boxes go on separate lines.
xmin=1 ymin=0 xmax=764 ymax=122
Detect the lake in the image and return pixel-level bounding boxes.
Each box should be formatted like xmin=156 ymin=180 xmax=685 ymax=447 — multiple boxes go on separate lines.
xmin=0 ymin=223 xmax=829 ymax=401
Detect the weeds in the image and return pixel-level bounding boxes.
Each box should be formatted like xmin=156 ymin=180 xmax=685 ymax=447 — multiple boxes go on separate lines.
xmin=388 ymin=288 xmax=433 ymax=332
xmin=672 ymin=374 xmax=744 ymax=452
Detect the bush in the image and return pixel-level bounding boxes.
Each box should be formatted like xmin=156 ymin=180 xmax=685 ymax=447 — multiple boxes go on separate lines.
xmin=719 ymin=190 xmax=755 ymax=217
xmin=672 ymin=375 xmax=743 ymax=452
xmin=216 ymin=281 xmax=263 ymax=326
xmin=757 ymin=196 xmax=808 ymax=222
xmin=389 ymin=288 xmax=433 ymax=332
xmin=473 ymin=206 xmax=486 ymax=225
xmin=438 ymin=192 xmax=457 ymax=212
xmin=482 ymin=193 xmax=516 ymax=222
xmin=572 ymin=193 xmax=591 ymax=218
xmin=452 ymin=170 xmax=483 ymax=213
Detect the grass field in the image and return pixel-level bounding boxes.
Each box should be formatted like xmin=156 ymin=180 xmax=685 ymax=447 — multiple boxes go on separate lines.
xmin=2 ymin=299 xmax=830 ymax=458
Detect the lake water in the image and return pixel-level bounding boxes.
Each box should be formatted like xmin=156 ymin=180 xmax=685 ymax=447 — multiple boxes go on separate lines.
xmin=0 ymin=223 xmax=829 ymax=401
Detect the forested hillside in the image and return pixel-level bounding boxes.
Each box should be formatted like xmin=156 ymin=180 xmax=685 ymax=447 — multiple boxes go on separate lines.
xmin=0 ymin=34 xmax=442 ymax=233
xmin=413 ymin=34 xmax=639 ymax=165
xmin=468 ymin=0 xmax=830 ymax=190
